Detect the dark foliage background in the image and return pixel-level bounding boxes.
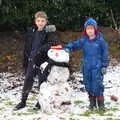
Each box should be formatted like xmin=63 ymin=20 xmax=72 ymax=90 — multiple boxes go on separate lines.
xmin=0 ymin=0 xmax=120 ymax=31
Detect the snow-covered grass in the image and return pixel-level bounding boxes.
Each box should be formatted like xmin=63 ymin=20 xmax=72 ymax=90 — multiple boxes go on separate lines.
xmin=0 ymin=64 xmax=120 ymax=120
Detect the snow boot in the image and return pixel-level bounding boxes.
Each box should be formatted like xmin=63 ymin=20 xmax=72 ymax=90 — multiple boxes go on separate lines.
xmin=97 ymin=100 xmax=105 ymax=111
xmin=96 ymin=97 xmax=106 ymax=111
xmin=89 ymin=97 xmax=97 ymax=110
xmin=13 ymin=92 xmax=28 ymax=110
xmin=14 ymin=101 xmax=26 ymax=111
xmin=33 ymin=101 xmax=41 ymax=110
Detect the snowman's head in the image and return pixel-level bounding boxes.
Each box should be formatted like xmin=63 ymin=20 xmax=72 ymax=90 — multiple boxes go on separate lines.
xmin=47 ymin=47 xmax=69 ymax=63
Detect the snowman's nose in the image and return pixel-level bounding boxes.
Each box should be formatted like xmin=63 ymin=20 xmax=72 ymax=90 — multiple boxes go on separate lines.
xmin=55 ymin=52 xmax=59 ymax=57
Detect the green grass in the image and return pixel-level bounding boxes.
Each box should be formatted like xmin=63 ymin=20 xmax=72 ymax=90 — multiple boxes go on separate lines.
xmin=106 ymin=102 xmax=111 ymax=105
xmin=107 ymin=107 xmax=119 ymax=112
xmin=27 ymin=108 xmax=40 ymax=114
xmin=29 ymin=95 xmax=37 ymax=101
xmin=13 ymin=112 xmax=32 ymax=116
xmin=0 ymin=107 xmax=6 ymax=113
xmin=104 ymin=113 xmax=113 ymax=116
xmin=74 ymin=100 xmax=85 ymax=105
xmin=0 ymin=98 xmax=6 ymax=103
xmin=106 ymin=118 xmax=120 ymax=120
xmin=4 ymin=101 xmax=16 ymax=106
xmin=33 ymin=118 xmax=41 ymax=120
xmin=0 ymin=55 xmax=3 ymax=62
xmin=69 ymin=118 xmax=77 ymax=120
xmin=81 ymin=110 xmax=92 ymax=116
xmin=110 ymin=46 xmax=120 ymax=54
xmin=12 ymin=110 xmax=39 ymax=116
xmin=116 ymin=102 xmax=120 ymax=105
xmin=81 ymin=109 xmax=106 ymax=116
xmin=0 ymin=98 xmax=16 ymax=106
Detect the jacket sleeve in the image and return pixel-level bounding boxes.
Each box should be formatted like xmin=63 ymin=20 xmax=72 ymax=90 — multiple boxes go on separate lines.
xmin=100 ymin=38 xmax=110 ymax=67
xmin=64 ymin=38 xmax=85 ymax=53
xmin=37 ymin=31 xmax=59 ymax=54
xmin=23 ymin=28 xmax=34 ymax=68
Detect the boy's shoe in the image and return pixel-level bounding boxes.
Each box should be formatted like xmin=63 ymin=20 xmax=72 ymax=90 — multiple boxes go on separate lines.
xmin=89 ymin=105 xmax=97 ymax=111
xmin=33 ymin=101 xmax=41 ymax=110
xmin=13 ymin=101 xmax=26 ymax=111
xmin=97 ymin=100 xmax=106 ymax=111
xmin=98 ymin=106 xmax=106 ymax=111
xmin=89 ymin=97 xmax=97 ymax=110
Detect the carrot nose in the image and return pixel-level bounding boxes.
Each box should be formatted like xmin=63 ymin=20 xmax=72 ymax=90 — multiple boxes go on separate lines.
xmin=55 ymin=52 xmax=59 ymax=57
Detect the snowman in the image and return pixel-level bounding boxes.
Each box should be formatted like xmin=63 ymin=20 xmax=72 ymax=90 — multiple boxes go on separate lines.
xmin=38 ymin=46 xmax=72 ymax=113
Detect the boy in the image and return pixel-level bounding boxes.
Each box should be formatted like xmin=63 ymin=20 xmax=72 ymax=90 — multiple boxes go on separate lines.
xmin=64 ymin=18 xmax=109 ymax=111
xmin=14 ymin=11 xmax=58 ymax=110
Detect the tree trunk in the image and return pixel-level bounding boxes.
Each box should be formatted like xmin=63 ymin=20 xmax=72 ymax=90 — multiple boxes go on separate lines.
xmin=110 ymin=8 xmax=118 ymax=30
xmin=0 ymin=0 xmax=2 ymax=6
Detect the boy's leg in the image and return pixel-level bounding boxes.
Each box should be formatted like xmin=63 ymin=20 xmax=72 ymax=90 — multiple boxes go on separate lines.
xmin=83 ymin=66 xmax=97 ymax=110
xmin=91 ymin=69 xmax=105 ymax=111
xmin=38 ymin=71 xmax=46 ymax=90
xmin=88 ymin=92 xmax=97 ymax=110
xmin=14 ymin=62 xmax=36 ymax=110
xmin=35 ymin=54 xmax=48 ymax=90
xmin=33 ymin=65 xmax=48 ymax=110
xmin=96 ymin=97 xmax=105 ymax=111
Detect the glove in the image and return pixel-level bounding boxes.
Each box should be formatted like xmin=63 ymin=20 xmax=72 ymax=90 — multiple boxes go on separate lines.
xmin=28 ymin=57 xmax=33 ymax=62
xmin=40 ymin=62 xmax=48 ymax=73
xmin=101 ymin=67 xmax=107 ymax=75
xmin=80 ymin=60 xmax=83 ymax=73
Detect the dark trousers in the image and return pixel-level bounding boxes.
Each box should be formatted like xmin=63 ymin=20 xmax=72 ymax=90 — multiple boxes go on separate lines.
xmin=21 ymin=58 xmax=46 ymax=102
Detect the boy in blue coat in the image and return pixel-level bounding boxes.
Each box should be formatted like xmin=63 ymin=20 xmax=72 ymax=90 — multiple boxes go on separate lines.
xmin=64 ymin=18 xmax=109 ymax=111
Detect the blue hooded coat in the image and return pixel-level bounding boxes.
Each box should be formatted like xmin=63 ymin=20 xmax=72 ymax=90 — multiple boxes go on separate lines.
xmin=64 ymin=18 xmax=109 ymax=97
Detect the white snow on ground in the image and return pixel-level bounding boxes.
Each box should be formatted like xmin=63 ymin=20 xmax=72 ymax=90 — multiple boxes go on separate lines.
xmin=0 ymin=63 xmax=120 ymax=120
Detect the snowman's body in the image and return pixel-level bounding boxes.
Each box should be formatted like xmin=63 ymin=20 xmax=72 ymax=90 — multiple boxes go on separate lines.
xmin=38 ymin=48 xmax=72 ymax=113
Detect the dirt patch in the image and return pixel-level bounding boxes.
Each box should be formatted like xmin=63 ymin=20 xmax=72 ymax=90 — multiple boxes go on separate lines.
xmin=0 ymin=27 xmax=120 ymax=73
xmin=0 ymin=31 xmax=24 ymax=72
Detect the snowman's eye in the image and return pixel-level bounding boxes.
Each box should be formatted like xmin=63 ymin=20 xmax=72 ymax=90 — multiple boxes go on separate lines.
xmin=50 ymin=50 xmax=54 ymax=53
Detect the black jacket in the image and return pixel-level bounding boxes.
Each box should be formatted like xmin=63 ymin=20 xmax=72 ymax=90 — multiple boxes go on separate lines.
xmin=23 ymin=25 xmax=59 ymax=69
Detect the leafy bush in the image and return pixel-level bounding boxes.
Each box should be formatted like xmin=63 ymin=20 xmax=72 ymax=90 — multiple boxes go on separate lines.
xmin=0 ymin=0 xmax=120 ymax=31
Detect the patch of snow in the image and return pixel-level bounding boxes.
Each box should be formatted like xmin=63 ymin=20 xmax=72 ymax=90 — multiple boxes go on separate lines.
xmin=0 ymin=63 xmax=120 ymax=120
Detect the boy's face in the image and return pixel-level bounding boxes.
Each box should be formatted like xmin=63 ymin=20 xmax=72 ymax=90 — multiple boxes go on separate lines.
xmin=85 ymin=25 xmax=95 ymax=38
xmin=35 ymin=17 xmax=47 ymax=31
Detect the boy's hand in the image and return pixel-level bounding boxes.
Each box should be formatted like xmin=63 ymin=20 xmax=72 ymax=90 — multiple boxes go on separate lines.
xmin=64 ymin=48 xmax=70 ymax=53
xmin=101 ymin=67 xmax=107 ymax=75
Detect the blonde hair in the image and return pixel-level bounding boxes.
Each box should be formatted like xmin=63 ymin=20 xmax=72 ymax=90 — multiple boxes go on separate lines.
xmin=34 ymin=11 xmax=48 ymax=20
